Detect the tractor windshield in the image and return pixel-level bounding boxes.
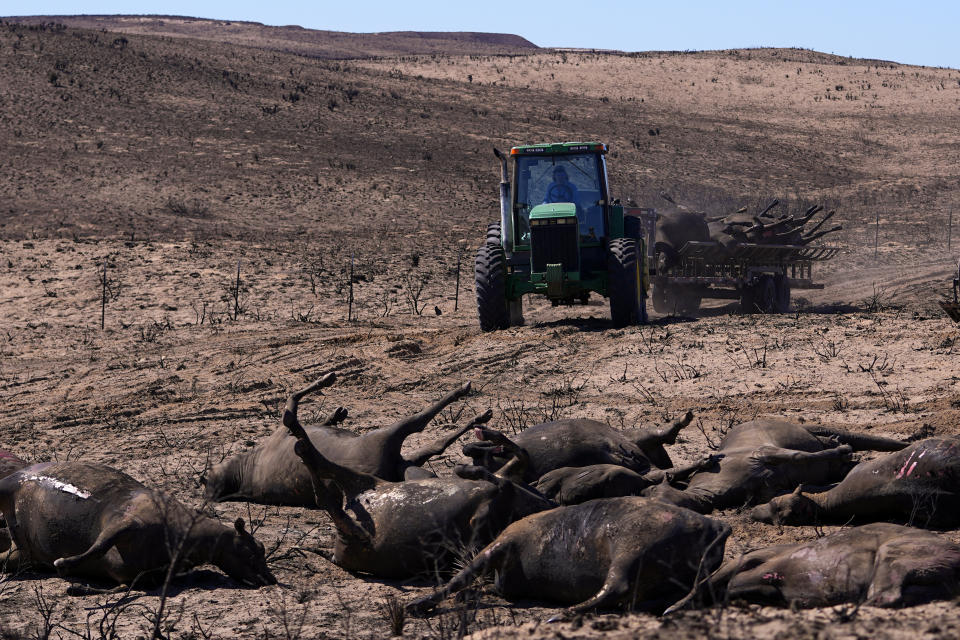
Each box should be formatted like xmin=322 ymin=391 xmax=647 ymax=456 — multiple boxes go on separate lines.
xmin=513 ymin=153 xmax=606 ymax=243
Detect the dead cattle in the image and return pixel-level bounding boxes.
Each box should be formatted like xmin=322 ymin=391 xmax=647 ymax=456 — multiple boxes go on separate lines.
xmin=710 ymin=523 xmax=960 ymax=608
xmin=205 ymin=374 xmax=478 ymax=505
xmin=644 ymin=419 xmax=904 ymax=513
xmin=463 ymin=412 xmax=695 ymax=483
xmin=408 ymin=497 xmax=730 ymax=615
xmin=534 ymin=456 xmax=720 ymax=505
xmin=751 ymin=437 xmax=960 ymax=528
xmin=284 ymin=402 xmax=553 ymax=578
xmin=0 ymin=462 xmax=275 ymax=588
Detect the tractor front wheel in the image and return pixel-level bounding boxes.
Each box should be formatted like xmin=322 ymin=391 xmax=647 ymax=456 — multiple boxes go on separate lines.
xmin=608 ymin=238 xmax=645 ymax=328
xmin=486 ymin=222 xmax=502 ymax=246
xmin=475 ymin=243 xmax=510 ymax=331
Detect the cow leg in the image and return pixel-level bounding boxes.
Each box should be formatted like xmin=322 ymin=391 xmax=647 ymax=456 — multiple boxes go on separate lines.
xmin=461 ymin=441 xmax=505 ymax=471
xmin=281 ymin=373 xmax=338 ymax=431
xmin=641 ymin=481 xmax=713 ymax=514
xmin=0 ymin=510 xmax=32 ymax=570
xmin=0 ymin=547 xmax=24 ymax=572
xmin=286 ymin=422 xmax=379 ymax=497
xmin=66 ymin=584 xmax=134 ymax=597
xmin=567 ymin=557 xmax=635 ymax=614
xmin=53 ymin=521 xmax=136 ymax=575
xmin=473 ymin=428 xmax=531 ymax=483
xmin=454 ymin=465 xmax=510 ymax=489
xmin=381 ymin=383 xmax=472 ymax=454
xmin=644 ymin=454 xmax=723 ymax=485
xmin=454 ymin=464 xmax=546 ymax=507
xmin=867 ymin=538 xmax=960 ymax=607
xmin=0 ymin=528 xmax=9 ymax=553
xmin=325 ymin=499 xmax=372 ymax=548
xmin=406 ymin=537 xmax=514 ymax=615
xmin=803 ymin=425 xmax=904 ymax=452
xmin=322 ymin=407 xmax=348 ymax=426
xmin=725 ymin=582 xmax=786 ymax=606
xmin=404 ymin=410 xmax=493 ymax=469
xmin=628 ymin=411 xmax=694 ymax=449
xmin=754 ymin=444 xmax=853 ymax=466
xmin=641 ymin=444 xmax=673 ymax=471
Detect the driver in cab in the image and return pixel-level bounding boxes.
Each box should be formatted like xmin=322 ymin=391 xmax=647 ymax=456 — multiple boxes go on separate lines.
xmin=542 ymin=166 xmax=579 ymax=205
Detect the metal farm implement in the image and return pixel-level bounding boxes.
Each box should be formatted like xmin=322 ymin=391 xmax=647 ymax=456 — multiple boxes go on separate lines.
xmin=940 ymin=259 xmax=960 ymax=323
xmin=654 ymin=240 xmax=840 ymax=312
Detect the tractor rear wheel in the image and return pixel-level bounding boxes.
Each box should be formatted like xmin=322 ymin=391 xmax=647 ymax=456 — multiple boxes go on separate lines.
xmin=608 ymin=238 xmax=644 ymax=328
xmin=475 ymin=243 xmax=510 ymax=331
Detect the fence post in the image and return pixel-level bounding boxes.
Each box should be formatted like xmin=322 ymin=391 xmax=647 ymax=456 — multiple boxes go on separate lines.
xmin=233 ymin=260 xmax=241 ymax=321
xmin=454 ymin=249 xmax=462 ymax=312
xmin=874 ymin=212 xmax=879 ymax=259
xmin=101 ymin=258 xmax=107 ymax=330
xmin=348 ymin=252 xmax=355 ymax=322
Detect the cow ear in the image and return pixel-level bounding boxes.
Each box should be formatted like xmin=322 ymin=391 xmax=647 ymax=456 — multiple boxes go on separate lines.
xmin=234 ymin=517 xmax=246 ymax=534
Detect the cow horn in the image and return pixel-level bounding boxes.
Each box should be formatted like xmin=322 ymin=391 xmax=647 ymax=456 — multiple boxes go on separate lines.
xmin=791 ymin=486 xmax=803 ymax=496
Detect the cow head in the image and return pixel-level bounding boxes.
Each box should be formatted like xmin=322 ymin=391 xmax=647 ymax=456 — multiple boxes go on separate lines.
xmin=201 ymin=456 xmax=242 ymax=502
xmin=214 ymin=518 xmax=277 ymax=587
xmin=750 ymin=487 xmax=821 ymax=525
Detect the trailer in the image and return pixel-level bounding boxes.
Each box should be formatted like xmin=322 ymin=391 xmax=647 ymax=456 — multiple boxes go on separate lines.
xmin=625 ymin=207 xmax=840 ymax=314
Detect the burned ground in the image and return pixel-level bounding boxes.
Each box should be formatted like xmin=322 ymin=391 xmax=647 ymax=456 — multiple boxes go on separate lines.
xmin=1 ymin=18 xmax=960 ymax=639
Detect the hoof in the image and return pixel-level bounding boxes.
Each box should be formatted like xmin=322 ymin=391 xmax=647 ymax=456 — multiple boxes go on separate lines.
xmin=53 ymin=557 xmax=72 ymax=575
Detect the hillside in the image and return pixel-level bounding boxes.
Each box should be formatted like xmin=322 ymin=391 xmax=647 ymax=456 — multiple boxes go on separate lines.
xmin=3 ymin=15 xmax=539 ymax=58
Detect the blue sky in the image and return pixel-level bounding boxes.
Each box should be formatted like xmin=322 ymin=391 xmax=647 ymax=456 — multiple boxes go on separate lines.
xmin=3 ymin=0 xmax=958 ymax=69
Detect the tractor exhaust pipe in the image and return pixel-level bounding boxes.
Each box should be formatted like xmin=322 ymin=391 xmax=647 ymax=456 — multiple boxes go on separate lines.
xmin=494 ymin=148 xmax=513 ymax=255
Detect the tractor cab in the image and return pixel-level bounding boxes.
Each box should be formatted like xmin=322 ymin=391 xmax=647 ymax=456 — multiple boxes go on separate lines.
xmin=510 ymin=143 xmax=610 ymax=248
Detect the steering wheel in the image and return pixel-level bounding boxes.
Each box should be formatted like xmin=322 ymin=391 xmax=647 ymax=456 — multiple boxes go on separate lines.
xmin=547 ymin=184 xmax=575 ymax=203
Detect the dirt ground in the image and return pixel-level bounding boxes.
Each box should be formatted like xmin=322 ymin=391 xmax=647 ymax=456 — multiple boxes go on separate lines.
xmin=2 ymin=17 xmax=960 ymax=640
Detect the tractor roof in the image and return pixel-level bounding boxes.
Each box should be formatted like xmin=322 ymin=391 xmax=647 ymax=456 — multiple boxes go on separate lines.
xmin=509 ymin=142 xmax=607 ymax=156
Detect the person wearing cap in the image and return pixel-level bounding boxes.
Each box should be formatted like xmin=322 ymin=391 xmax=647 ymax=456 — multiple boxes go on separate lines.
xmin=542 ymin=165 xmax=580 ymax=205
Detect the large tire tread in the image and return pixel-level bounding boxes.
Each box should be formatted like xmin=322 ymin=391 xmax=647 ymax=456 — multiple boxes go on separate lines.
xmin=486 ymin=222 xmax=502 ymax=246
xmin=475 ymin=244 xmax=509 ymax=331
xmin=608 ymin=238 xmax=643 ymax=328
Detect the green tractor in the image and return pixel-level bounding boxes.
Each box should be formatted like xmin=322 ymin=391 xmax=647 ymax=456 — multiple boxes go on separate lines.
xmin=475 ymin=141 xmax=649 ymax=330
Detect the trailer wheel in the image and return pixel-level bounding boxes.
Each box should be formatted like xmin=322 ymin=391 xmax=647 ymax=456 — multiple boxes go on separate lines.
xmin=651 ymin=250 xmax=700 ymax=315
xmin=653 ymin=286 xmax=701 ymax=315
xmin=475 ymin=244 xmax=509 ymax=331
xmin=742 ymin=275 xmax=777 ymax=313
xmin=774 ymin=274 xmax=791 ymax=313
xmin=652 ymin=283 xmax=669 ymax=314
xmin=608 ymin=238 xmax=644 ymax=327
xmin=758 ymin=276 xmax=777 ymax=313
xmin=675 ymin=289 xmax=701 ymax=315
xmin=740 ymin=282 xmax=756 ymax=313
